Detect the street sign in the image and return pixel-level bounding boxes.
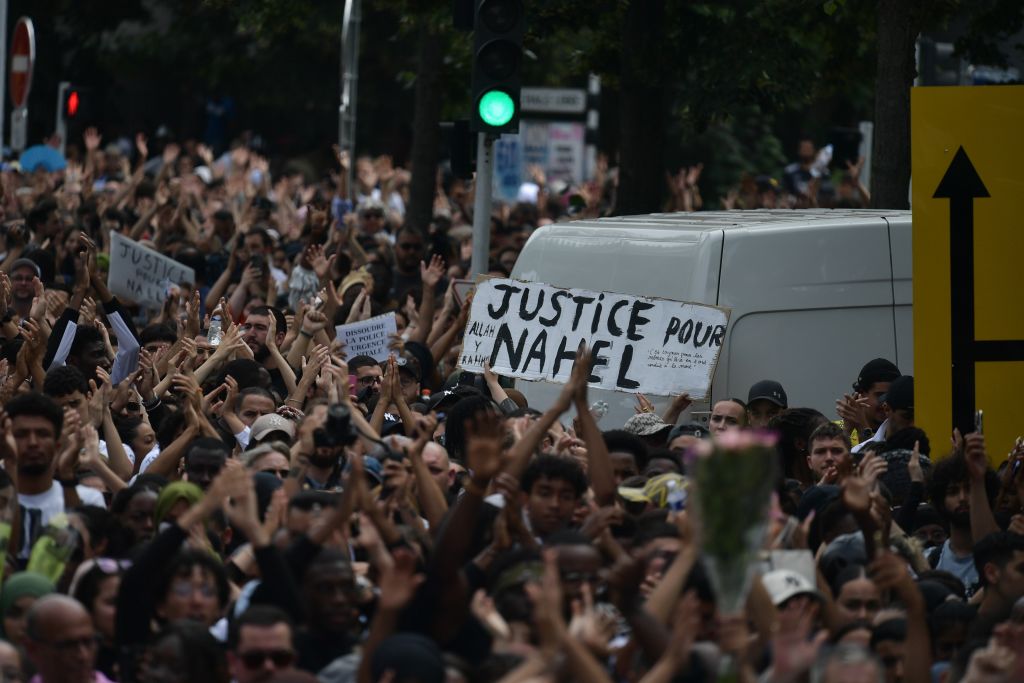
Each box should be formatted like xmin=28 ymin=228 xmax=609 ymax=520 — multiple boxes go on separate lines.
xmin=520 ymin=87 xmax=586 ymax=115
xmin=911 ymin=85 xmax=1024 ymax=462
xmin=9 ymin=17 xmax=35 ymax=108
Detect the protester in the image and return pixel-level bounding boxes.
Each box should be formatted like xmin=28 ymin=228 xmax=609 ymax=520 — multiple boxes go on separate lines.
xmin=0 ymin=127 xmax=1019 ymax=683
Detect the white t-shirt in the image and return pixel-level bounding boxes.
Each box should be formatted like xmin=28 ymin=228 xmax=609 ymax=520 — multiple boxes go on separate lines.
xmin=18 ymin=482 xmax=106 ymax=558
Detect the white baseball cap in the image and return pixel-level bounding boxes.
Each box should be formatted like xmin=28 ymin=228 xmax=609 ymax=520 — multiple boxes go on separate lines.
xmin=761 ymin=569 xmax=822 ymax=607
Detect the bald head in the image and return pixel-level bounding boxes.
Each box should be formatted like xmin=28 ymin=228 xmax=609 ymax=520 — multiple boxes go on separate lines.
xmin=27 ymin=595 xmax=90 ymax=641
xmin=422 ymin=442 xmax=452 ymax=493
xmin=26 ymin=595 xmax=96 ymax=683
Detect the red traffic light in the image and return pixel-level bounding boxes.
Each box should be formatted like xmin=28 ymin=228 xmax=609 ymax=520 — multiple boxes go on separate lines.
xmin=66 ymin=90 xmax=80 ymax=117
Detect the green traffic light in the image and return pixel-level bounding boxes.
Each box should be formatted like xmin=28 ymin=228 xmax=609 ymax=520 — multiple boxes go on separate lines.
xmin=478 ymin=90 xmax=515 ymax=127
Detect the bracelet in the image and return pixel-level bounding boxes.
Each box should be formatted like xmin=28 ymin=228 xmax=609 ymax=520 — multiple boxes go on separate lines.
xmin=57 ymin=477 xmax=78 ymax=488
xmin=299 ymin=330 xmax=313 ymax=338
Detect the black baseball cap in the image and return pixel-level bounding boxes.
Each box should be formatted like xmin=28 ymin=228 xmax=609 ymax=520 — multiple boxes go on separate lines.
xmin=668 ymin=422 xmax=710 ymax=443
xmin=881 ymin=375 xmax=913 ymax=411
xmin=747 ymin=380 xmax=788 ymax=408
xmin=854 ymin=358 xmax=900 ymax=392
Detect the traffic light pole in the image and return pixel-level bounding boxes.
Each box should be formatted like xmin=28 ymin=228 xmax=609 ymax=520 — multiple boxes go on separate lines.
xmin=55 ymin=81 xmax=70 ymax=157
xmin=469 ymin=132 xmax=494 ymax=278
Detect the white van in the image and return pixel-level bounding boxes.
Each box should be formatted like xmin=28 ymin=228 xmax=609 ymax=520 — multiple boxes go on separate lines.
xmin=509 ymin=209 xmax=913 ymax=429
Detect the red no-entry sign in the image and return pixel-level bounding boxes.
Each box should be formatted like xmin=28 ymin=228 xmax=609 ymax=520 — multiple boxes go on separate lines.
xmin=10 ymin=17 xmax=36 ymax=109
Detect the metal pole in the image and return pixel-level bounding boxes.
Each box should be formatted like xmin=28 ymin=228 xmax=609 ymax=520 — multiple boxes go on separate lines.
xmin=585 ymin=73 xmax=600 ymax=180
xmin=56 ymin=81 xmax=69 ymax=158
xmin=339 ymin=0 xmax=361 ymax=204
xmin=470 ymin=132 xmax=494 ymax=277
xmin=0 ymin=0 xmax=8 ymax=151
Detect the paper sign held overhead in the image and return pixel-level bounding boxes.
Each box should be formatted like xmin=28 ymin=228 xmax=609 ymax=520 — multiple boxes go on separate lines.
xmin=108 ymin=233 xmax=194 ymax=310
xmin=458 ymin=278 xmax=730 ymax=397
xmin=335 ymin=313 xmax=397 ymax=363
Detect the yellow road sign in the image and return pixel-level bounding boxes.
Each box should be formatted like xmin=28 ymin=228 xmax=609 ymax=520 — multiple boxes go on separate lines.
xmin=911 ymin=85 xmax=1024 ymax=463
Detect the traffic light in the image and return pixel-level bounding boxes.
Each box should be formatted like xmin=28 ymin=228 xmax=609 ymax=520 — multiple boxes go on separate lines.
xmin=56 ymin=82 xmax=95 ymax=155
xmin=65 ymin=88 xmax=80 ymax=117
xmin=470 ymin=0 xmax=524 ymax=134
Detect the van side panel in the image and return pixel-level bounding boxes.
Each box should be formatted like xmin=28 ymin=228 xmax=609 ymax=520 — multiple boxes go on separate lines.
xmin=887 ymin=216 xmax=914 ymax=373
xmin=714 ymin=218 xmax=899 ymax=412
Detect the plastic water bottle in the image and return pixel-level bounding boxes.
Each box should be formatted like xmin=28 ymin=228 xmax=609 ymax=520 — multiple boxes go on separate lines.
xmin=589 ymin=401 xmax=608 ymax=422
xmin=666 ymin=478 xmax=686 ymax=511
xmin=208 ymin=314 xmax=223 ymax=347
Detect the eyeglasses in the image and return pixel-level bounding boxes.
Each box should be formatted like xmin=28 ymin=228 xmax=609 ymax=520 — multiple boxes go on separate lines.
xmin=357 ymin=376 xmax=383 ymax=387
xmin=362 ymin=211 xmax=384 ymax=219
xmin=396 ymin=242 xmax=422 ymax=251
xmin=240 ymin=649 xmax=295 ymax=669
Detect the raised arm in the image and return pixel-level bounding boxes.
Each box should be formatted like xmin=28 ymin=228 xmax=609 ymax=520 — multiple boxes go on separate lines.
xmin=571 ymin=347 xmax=615 ymax=506
xmin=965 ymin=433 xmax=1000 ymax=542
xmin=503 ymin=349 xmax=584 ymax=480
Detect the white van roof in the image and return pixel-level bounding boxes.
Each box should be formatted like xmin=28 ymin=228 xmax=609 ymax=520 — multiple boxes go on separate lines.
xmin=554 ymin=208 xmax=910 ymax=233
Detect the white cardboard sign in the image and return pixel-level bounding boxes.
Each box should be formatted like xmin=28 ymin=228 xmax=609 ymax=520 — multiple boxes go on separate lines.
xmin=108 ymin=233 xmax=195 ymax=310
xmin=458 ymin=278 xmax=730 ymax=398
xmin=335 ymin=313 xmax=397 ymax=362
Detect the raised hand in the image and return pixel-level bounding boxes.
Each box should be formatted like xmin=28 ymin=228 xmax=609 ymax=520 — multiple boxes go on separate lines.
xmin=836 ymin=393 xmax=871 ymax=431
xmin=83 ymin=127 xmax=102 ymax=152
xmin=464 ymin=408 xmax=505 ymax=484
xmin=302 ymin=309 xmax=329 ymax=335
xmin=378 ymin=547 xmax=425 ymax=611
xmin=162 ymin=142 xmax=181 ymax=166
xmin=556 ymin=343 xmax=592 ymax=411
xmin=964 ymin=432 xmax=988 ymax=482
xmin=568 ymin=583 xmax=617 ymax=658
xmin=770 ymin=594 xmax=827 ymax=682
xmin=135 ymin=133 xmax=148 ymax=160
xmin=635 ymin=393 xmax=655 ymax=414
xmin=307 ymin=244 xmax=335 ymax=281
xmin=420 ymin=254 xmax=445 ymax=289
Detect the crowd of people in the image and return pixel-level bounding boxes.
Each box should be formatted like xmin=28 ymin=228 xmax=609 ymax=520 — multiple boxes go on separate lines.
xmin=0 ymin=128 xmax=1018 ymax=683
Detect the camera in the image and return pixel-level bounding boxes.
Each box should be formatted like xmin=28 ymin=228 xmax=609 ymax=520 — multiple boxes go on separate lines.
xmin=313 ymin=404 xmax=358 ymax=448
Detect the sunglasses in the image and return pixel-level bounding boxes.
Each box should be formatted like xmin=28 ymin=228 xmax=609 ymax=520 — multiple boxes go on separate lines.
xmin=396 ymin=242 xmax=422 ymax=251
xmin=82 ymin=557 xmax=132 ymax=575
xmin=240 ymin=649 xmax=295 ymax=669
xmin=260 ymin=468 xmax=290 ymax=479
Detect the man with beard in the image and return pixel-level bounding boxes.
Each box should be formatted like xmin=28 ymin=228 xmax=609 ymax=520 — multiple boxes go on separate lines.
xmin=8 ymin=258 xmax=41 ymax=320
xmin=927 ymin=451 xmax=999 ymax=595
xmin=2 ymin=392 xmax=105 ymax=561
xmin=240 ymin=306 xmax=289 ymax=399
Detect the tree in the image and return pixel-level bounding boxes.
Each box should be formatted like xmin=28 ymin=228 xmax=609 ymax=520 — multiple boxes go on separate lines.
xmin=870 ymin=0 xmax=925 ymax=209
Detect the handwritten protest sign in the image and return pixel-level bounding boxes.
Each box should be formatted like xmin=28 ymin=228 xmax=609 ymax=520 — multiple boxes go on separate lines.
xmin=108 ymin=233 xmax=195 ymax=310
xmin=458 ymin=278 xmax=730 ymax=398
xmin=335 ymin=313 xmax=397 ymax=362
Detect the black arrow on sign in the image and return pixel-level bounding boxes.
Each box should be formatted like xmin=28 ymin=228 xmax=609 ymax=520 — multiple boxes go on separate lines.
xmin=933 ymin=146 xmax=1024 ymax=436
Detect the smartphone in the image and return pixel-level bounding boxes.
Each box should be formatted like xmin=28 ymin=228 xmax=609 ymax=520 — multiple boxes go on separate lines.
xmin=975 ymin=409 xmax=984 ymax=435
